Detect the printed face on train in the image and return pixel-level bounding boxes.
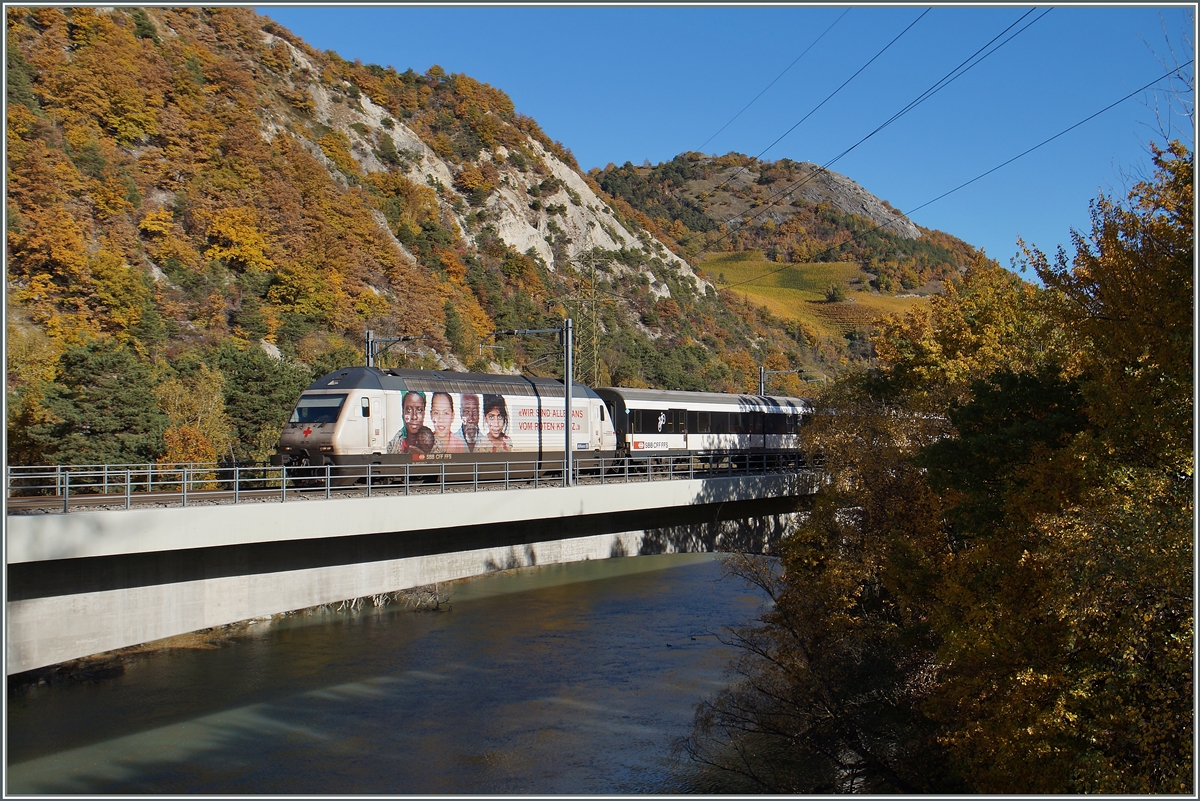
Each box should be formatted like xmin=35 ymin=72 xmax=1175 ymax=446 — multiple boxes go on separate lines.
xmin=485 ymin=406 xmax=505 ymax=437
xmin=403 ymin=392 xmax=426 ymax=430
xmin=430 ymin=393 xmax=454 ymax=439
xmin=458 ymin=393 xmax=477 ymax=438
xmin=461 ymin=394 xmax=480 ymax=431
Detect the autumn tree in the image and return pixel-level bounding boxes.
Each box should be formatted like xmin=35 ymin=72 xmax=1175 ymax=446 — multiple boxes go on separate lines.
xmin=685 ymin=143 xmax=1193 ymax=793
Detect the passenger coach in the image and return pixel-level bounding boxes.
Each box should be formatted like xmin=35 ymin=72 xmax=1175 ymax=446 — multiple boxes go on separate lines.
xmin=593 ymin=387 xmax=811 ymax=457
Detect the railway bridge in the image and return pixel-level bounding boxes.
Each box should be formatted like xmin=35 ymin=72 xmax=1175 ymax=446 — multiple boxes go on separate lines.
xmin=6 ymin=455 xmax=819 ymax=675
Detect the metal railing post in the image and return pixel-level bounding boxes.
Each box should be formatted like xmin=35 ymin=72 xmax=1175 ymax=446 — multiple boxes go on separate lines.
xmin=505 ymin=461 xmax=509 ymax=491
xmin=473 ymin=462 xmax=478 ymax=493
xmin=325 ymin=464 xmax=331 ymax=500
xmin=366 ymin=464 xmax=372 ymax=498
xmin=182 ymin=468 xmax=188 ymax=507
xmin=125 ymin=469 xmax=131 ymax=510
xmin=404 ymin=464 xmax=410 ymax=496
xmin=281 ymin=466 xmax=287 ymax=502
xmin=234 ymin=466 xmax=240 ymax=504
xmin=439 ymin=462 xmax=445 ymax=494
xmin=62 ymin=471 xmax=69 ymax=513
xmin=103 ymin=464 xmax=108 ymax=496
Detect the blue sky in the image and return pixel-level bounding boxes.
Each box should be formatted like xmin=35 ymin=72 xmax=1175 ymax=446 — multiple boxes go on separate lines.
xmin=255 ymin=5 xmax=1194 ymax=273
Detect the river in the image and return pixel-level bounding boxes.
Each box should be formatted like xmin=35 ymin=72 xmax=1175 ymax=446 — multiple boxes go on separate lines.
xmin=6 ymin=552 xmax=766 ymax=794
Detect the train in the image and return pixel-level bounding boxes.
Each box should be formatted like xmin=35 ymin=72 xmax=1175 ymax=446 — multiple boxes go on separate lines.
xmin=271 ymin=366 xmax=812 ymax=478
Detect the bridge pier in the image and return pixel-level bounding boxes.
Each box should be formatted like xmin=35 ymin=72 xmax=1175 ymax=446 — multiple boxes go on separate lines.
xmin=7 ymin=474 xmax=815 ymax=675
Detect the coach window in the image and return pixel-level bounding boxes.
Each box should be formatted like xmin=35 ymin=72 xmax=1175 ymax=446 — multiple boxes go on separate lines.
xmin=360 ymin=397 xmax=370 ymax=417
xmin=765 ymin=413 xmax=786 ymax=435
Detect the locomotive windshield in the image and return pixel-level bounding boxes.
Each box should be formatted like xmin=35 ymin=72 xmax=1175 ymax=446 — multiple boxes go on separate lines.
xmin=289 ymin=393 xmax=347 ymax=424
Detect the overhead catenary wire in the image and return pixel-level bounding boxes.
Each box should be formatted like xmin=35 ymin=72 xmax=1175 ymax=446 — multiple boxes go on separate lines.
xmin=719 ymin=59 xmax=1195 ymax=292
xmin=696 ymin=7 xmax=851 ymax=154
xmin=707 ymin=7 xmax=931 ymax=198
xmin=584 ymin=13 xmax=1177 ymax=310
xmin=703 ymin=6 xmax=1052 ymax=256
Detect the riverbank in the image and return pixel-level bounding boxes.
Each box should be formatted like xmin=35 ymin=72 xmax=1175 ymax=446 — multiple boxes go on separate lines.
xmin=7 ymin=582 xmax=457 ymax=695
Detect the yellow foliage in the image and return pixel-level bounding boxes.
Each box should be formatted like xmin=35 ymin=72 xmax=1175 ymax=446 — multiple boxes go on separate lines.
xmin=160 ymin=424 xmax=218 ymax=466
xmin=88 ymin=249 xmax=152 ymax=338
xmin=155 ymin=362 xmax=234 ymax=460
xmin=318 ymin=131 xmax=361 ymax=178
xmin=6 ymin=317 xmax=62 ymax=391
xmin=873 ymin=255 xmax=1051 ymax=408
xmin=724 ymin=350 xmax=758 ymax=393
xmin=5 ymin=103 xmax=41 ymax=163
xmin=204 ymin=206 xmax=275 ymax=272
xmin=137 ymin=209 xmax=173 ymax=238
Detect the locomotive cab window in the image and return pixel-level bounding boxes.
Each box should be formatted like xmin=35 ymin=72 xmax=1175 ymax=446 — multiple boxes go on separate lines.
xmin=290 ymin=394 xmax=347 ymax=424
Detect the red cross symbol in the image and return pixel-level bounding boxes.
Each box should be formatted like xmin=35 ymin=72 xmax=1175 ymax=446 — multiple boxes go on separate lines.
xmin=302 ymin=426 xmax=313 ymax=438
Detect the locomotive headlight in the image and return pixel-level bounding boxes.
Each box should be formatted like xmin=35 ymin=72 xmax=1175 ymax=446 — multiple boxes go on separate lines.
xmin=319 ymin=445 xmax=333 ymax=452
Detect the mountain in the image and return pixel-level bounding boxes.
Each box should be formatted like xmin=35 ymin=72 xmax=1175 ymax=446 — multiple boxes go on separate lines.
xmin=5 ymin=7 xmax=993 ymax=466
xmin=594 ymin=153 xmax=981 ymax=290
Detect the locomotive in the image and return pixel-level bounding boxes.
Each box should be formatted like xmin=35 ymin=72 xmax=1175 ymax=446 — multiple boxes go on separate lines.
xmin=272 ymin=366 xmax=811 ymax=476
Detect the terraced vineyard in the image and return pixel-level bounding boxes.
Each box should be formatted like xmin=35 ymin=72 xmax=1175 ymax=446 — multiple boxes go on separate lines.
xmin=700 ymin=251 xmax=927 ymax=339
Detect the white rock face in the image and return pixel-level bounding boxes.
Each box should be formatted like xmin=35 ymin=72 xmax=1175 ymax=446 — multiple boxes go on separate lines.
xmin=259 ymin=339 xmax=283 ymax=360
xmin=258 ymin=48 xmax=710 ymax=298
xmin=793 ymin=164 xmax=921 ymax=240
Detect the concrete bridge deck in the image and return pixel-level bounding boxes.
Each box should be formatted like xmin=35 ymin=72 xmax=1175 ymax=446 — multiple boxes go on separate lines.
xmin=7 ymin=472 xmax=817 ymax=675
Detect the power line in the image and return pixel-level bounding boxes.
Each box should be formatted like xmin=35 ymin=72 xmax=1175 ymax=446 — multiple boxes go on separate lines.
xmin=720 ymin=60 xmax=1194 ymax=292
xmin=582 ymin=9 xmax=1046 ymax=308
xmin=592 ymin=8 xmax=1049 ymax=309
xmin=903 ymin=60 xmax=1194 ymax=217
xmin=820 ymin=8 xmax=1051 ymax=175
xmin=696 ymin=7 xmax=851 ymax=154
xmin=702 ymin=6 xmax=1052 ymax=255
xmin=708 ymin=7 xmax=931 ymax=198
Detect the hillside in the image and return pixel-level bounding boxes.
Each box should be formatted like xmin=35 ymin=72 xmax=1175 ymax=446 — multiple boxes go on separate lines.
xmin=5 ymin=7 xmax=992 ymax=467
xmin=594 ymin=152 xmax=982 ymax=292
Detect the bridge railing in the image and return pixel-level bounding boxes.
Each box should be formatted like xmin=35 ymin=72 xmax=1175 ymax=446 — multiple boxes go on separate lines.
xmin=6 ymin=452 xmax=814 ymax=514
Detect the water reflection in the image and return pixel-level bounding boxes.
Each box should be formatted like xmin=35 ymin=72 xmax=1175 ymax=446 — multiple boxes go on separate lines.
xmin=7 ymin=553 xmax=764 ymax=794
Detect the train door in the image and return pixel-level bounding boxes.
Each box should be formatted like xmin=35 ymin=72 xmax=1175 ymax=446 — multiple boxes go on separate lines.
xmin=596 ymin=402 xmax=616 ymax=452
xmin=590 ymin=403 xmax=601 ymax=450
xmin=363 ymin=393 xmax=385 ymax=453
xmin=669 ymin=408 xmax=687 ymax=449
